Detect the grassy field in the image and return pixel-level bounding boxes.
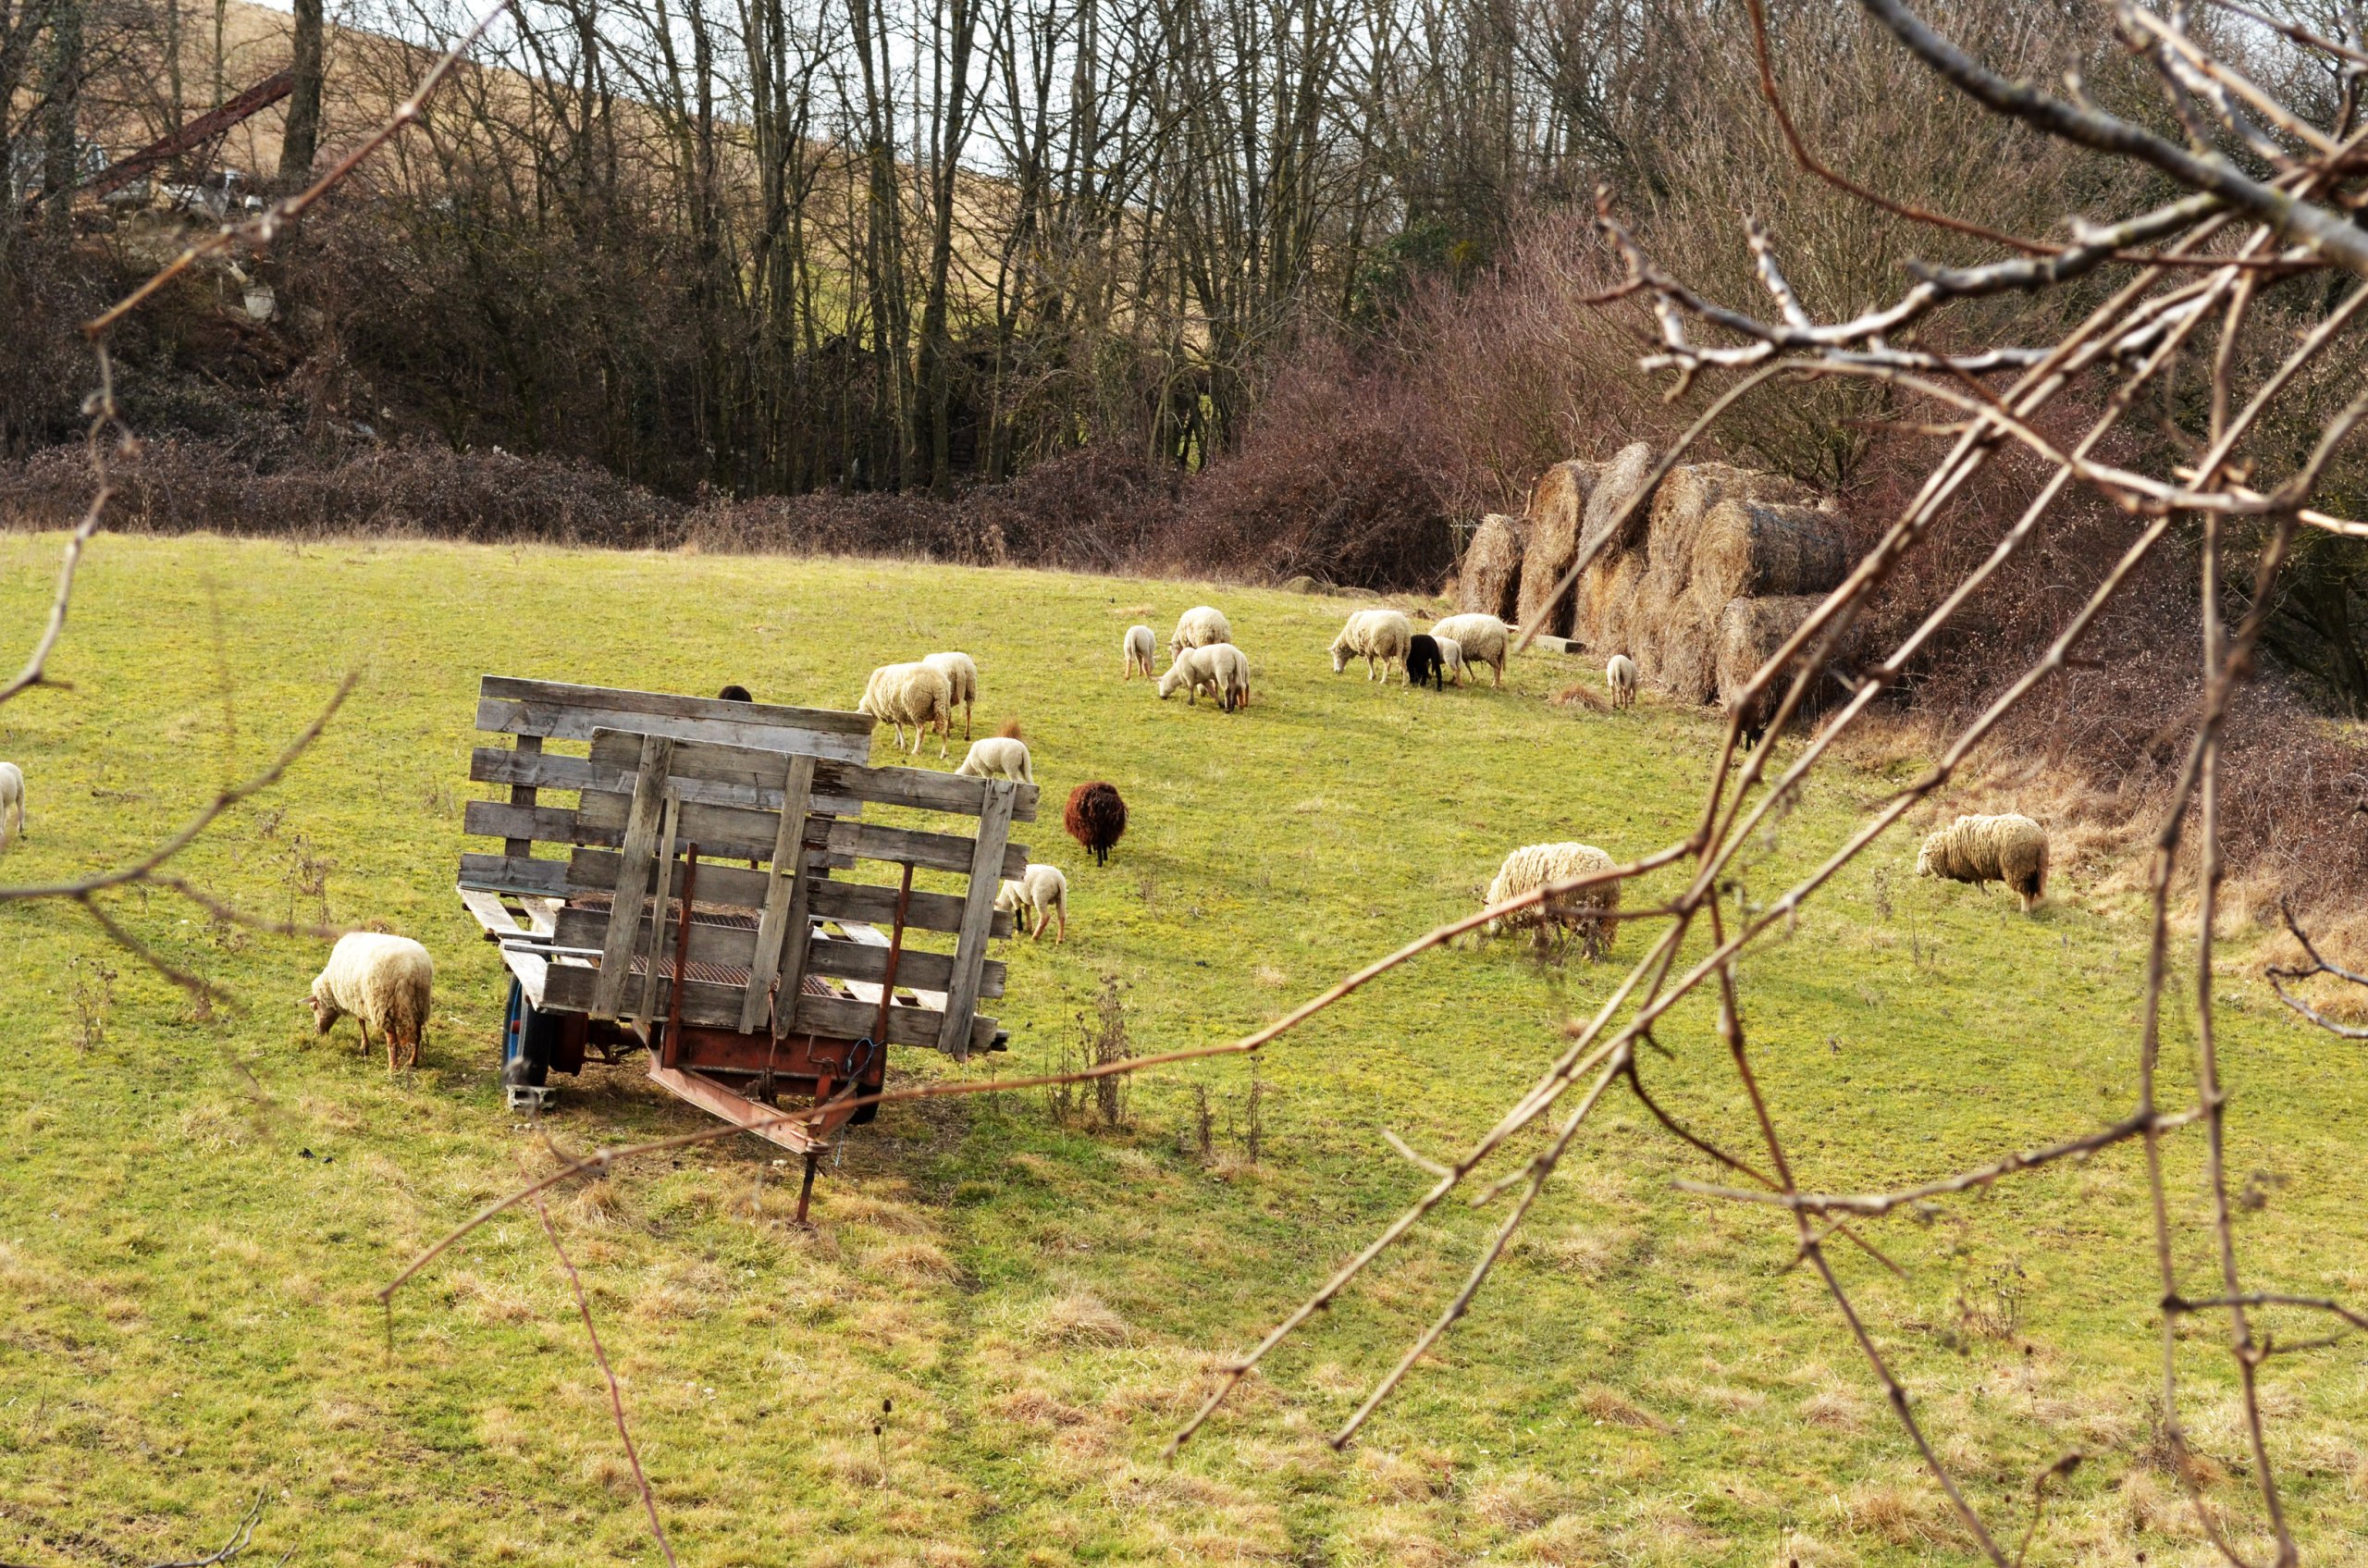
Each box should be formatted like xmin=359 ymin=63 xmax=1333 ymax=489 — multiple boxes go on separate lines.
xmin=1 ymin=533 xmax=2363 ymax=1568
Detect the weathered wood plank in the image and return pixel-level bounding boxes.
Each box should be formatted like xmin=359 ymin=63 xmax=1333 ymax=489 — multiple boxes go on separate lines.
xmin=741 ymin=755 xmax=816 ymax=1033
xmin=458 ymin=886 xmax=532 ymax=938
xmin=481 ymin=675 xmax=873 ymax=735
xmin=457 ymin=852 xmax=572 ymax=897
xmin=455 ymin=850 xmax=1016 ymax=940
xmin=471 ymin=746 xmax=861 ymax=820
xmin=632 ymin=794 xmax=684 ymax=1029
xmin=587 ymin=731 xmax=1038 ymax=822
xmin=479 ymin=697 xmax=871 ymax=760
xmin=937 ymin=778 xmax=1018 ymax=1058
xmin=504 ymin=734 xmax=543 ymax=858
xmin=572 ymin=790 xmax=1027 ymax=879
xmin=545 ymin=964 xmax=997 ymax=1050
xmin=643 ymin=1065 xmax=825 ymax=1154
xmin=548 ymin=907 xmax=1004 ymax=999
xmin=591 ymin=735 xmax=675 ymax=1020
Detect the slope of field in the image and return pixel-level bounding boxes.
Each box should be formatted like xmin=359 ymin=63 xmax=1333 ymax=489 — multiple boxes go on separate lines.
xmin=0 ymin=534 xmax=2362 ymax=1568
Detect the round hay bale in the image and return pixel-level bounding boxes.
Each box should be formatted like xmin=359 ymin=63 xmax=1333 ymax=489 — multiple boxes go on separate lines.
xmin=1716 ymin=594 xmax=1825 ymax=711
xmin=1643 ymin=463 xmax=1812 ymax=597
xmin=1581 ymin=550 xmax=1646 ymax=655
xmin=1689 ymin=500 xmax=1848 ymax=619
xmin=1648 ymin=592 xmax=1720 ymax=704
xmin=1459 ymin=513 xmax=1526 ymax=620
xmin=1578 ymin=441 xmax=1662 ymax=559
xmin=1515 ymin=462 xmax=1602 ymax=637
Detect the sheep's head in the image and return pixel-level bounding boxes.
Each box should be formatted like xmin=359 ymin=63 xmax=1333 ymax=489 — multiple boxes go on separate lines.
xmin=305 ymin=977 xmax=341 ymax=1033
xmin=993 ymin=880 xmax=1023 ymax=915
xmin=1914 ymin=838 xmax=1937 ymax=879
xmin=1155 ymin=665 xmax=1184 ymax=700
xmin=1328 ymin=640 xmax=1350 ymax=673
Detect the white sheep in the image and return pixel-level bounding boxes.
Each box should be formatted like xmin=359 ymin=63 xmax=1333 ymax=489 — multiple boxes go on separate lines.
xmin=993 ymin=862 xmax=1069 ymax=942
xmin=857 ymin=661 xmax=955 ymax=759
xmin=1480 ymin=842 xmax=1622 ymax=961
xmin=1170 ymin=605 xmax=1233 ymax=652
xmin=1122 ymin=625 xmax=1157 ymax=679
xmin=307 ymin=932 xmax=435 ymax=1071
xmin=1433 ymin=636 xmax=1469 ymax=686
xmin=1329 ymin=609 xmax=1412 ymax=682
xmin=1158 ymin=643 xmax=1252 ymax=710
xmin=955 ymin=735 xmax=1035 ymax=784
xmin=1917 ymin=813 xmax=2049 ymax=911
xmin=0 ymin=762 xmax=23 ymax=849
xmin=1606 ymin=654 xmax=1638 ymax=710
xmin=921 ymin=651 xmax=978 ymax=740
xmin=1428 ymin=612 xmax=1510 ymax=687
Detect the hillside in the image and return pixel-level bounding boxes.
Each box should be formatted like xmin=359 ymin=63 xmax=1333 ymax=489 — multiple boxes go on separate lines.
xmin=0 ymin=535 xmax=2362 ymax=1566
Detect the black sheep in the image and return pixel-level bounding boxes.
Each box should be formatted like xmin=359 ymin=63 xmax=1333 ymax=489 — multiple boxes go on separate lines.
xmin=717 ymin=684 xmax=754 ymax=702
xmin=1065 ymin=781 xmax=1128 ymax=867
xmin=1406 ymin=634 xmax=1446 ymax=691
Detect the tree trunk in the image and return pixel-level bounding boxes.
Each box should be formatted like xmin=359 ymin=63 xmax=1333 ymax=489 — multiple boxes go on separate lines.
xmin=278 ymin=0 xmax=324 ymax=182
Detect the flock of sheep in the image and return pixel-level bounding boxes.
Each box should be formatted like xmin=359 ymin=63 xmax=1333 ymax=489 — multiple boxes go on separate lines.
xmin=0 ymin=587 xmax=2052 ymax=1079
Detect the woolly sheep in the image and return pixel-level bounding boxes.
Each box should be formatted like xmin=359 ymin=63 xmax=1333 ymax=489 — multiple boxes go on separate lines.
xmin=1329 ymin=609 xmax=1412 ymax=682
xmin=1605 ymin=654 xmax=1637 ymax=710
xmin=307 ymin=932 xmax=435 ymax=1071
xmin=717 ymin=684 xmax=754 ymax=702
xmin=1428 ymin=612 xmax=1510 ymax=687
xmin=993 ymin=862 xmax=1069 ymax=943
xmin=1171 ymin=605 xmax=1233 ymax=652
xmin=0 ymin=761 xmax=22 ymax=849
xmin=1158 ymin=643 xmax=1252 ymax=711
xmin=1480 ymin=842 xmax=1622 ymax=961
xmin=1122 ymin=625 xmax=1157 ymax=679
xmin=1433 ymin=636 xmax=1469 ymax=686
xmin=921 ymin=651 xmax=979 ymax=740
xmin=1407 ymin=634 xmax=1447 ymax=692
xmin=1066 ymin=781 xmax=1128 ymax=866
xmin=1916 ymin=813 xmax=2049 ymax=912
xmin=857 ymin=661 xmax=955 ymax=759
xmin=956 ymin=735 xmax=1035 ymax=784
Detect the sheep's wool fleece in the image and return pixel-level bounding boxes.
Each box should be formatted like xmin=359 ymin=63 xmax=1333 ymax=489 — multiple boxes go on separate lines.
xmin=862 ymin=662 xmax=954 ymax=726
xmin=1173 ymin=607 xmax=1233 ymax=648
xmin=1917 ymin=814 xmax=2047 ymax=896
xmin=313 ymin=932 xmax=434 ymax=1039
xmin=1484 ymin=842 xmax=1621 ymax=930
xmin=1429 ymin=613 xmax=1508 ymax=670
xmin=955 ymin=737 xmax=1032 ymax=783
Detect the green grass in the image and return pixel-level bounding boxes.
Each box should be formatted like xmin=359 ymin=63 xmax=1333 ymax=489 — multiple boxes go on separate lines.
xmin=1 ymin=533 xmax=2363 ymax=1567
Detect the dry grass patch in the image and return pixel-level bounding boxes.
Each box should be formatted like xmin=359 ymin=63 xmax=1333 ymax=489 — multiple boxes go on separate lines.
xmin=1798 ymin=1384 xmax=1874 ymax=1431
xmin=1469 ymin=1468 xmax=1572 ymax=1534
xmin=1582 ymin=1386 xmax=1668 ymax=1431
xmin=1018 ymin=1290 xmax=1132 ymax=1347
xmin=1843 ymin=1479 xmax=1963 ymax=1548
xmin=865 ymin=1240 xmax=961 ymax=1287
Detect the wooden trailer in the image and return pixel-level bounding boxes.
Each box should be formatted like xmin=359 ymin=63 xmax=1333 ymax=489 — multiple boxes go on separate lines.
xmin=455 ymin=677 xmax=1034 ymax=1214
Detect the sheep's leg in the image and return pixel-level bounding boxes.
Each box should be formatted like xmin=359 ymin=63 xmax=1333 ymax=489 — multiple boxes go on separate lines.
xmin=357 ymin=1018 xmax=372 ymax=1058
xmin=964 ymin=702 xmax=972 ymax=741
xmin=387 ymin=1028 xmax=399 ymax=1074
xmin=1054 ymin=901 xmax=1067 ymax=943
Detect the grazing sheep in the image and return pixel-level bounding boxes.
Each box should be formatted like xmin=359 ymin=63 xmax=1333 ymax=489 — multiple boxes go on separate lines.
xmin=0 ymin=761 xmax=22 ymax=849
xmin=1605 ymin=654 xmax=1637 ymax=710
xmin=1066 ymin=781 xmax=1128 ymax=867
xmin=1480 ymin=842 xmax=1622 ymax=961
xmin=956 ymin=733 xmax=1035 ymax=784
xmin=1407 ymin=634 xmax=1447 ymax=691
xmin=1158 ymin=643 xmax=1252 ymax=710
xmin=993 ymin=862 xmax=1069 ymax=943
xmin=1171 ymin=606 xmax=1233 ymax=652
xmin=1916 ymin=813 xmax=2049 ymax=911
xmin=307 ymin=932 xmax=435 ymax=1071
xmin=1428 ymin=612 xmax=1510 ymax=687
xmin=921 ymin=651 xmax=979 ymax=740
xmin=1329 ymin=609 xmax=1412 ymax=682
xmin=717 ymin=684 xmax=754 ymax=702
xmin=1122 ymin=625 xmax=1157 ymax=679
xmin=857 ymin=661 xmax=956 ymax=759
xmin=1434 ymin=636 xmax=1469 ymax=686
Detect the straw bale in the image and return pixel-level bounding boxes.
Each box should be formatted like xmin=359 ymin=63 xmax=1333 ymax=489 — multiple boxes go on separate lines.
xmin=1459 ymin=512 xmax=1527 ymax=620
xmin=1516 ymin=462 xmax=1603 ymax=637
xmin=1689 ymin=500 xmax=1847 ymax=618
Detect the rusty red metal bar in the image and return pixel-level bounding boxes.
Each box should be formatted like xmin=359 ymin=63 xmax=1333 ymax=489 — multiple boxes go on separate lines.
xmin=27 ymin=70 xmax=296 ymax=212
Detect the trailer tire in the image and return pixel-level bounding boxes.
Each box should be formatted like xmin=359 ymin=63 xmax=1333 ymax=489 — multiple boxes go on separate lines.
xmin=500 ymin=978 xmax=556 ymax=1090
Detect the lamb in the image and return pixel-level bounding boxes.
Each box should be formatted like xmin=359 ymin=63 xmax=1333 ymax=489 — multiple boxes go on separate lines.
xmin=307 ymin=931 xmax=435 ymax=1071
xmin=921 ymin=651 xmax=979 ymax=740
xmin=1479 ymin=842 xmax=1622 ymax=961
xmin=1170 ymin=605 xmax=1233 ymax=652
xmin=1428 ymin=612 xmax=1510 ymax=687
xmin=955 ymin=730 xmax=1035 ymax=784
xmin=1433 ymin=636 xmax=1469 ymax=686
xmin=1329 ymin=609 xmax=1412 ymax=682
xmin=0 ymin=761 xmax=22 ymax=849
xmin=1605 ymin=654 xmax=1637 ymax=710
xmin=1916 ymin=813 xmax=2049 ymax=912
xmin=1407 ymin=633 xmax=1447 ymax=691
xmin=1066 ymin=781 xmax=1128 ymax=867
xmin=1122 ymin=624 xmax=1157 ymax=679
xmin=857 ymin=661 xmax=955 ymax=759
xmin=993 ymin=862 xmax=1070 ymax=942
xmin=1158 ymin=643 xmax=1252 ymax=711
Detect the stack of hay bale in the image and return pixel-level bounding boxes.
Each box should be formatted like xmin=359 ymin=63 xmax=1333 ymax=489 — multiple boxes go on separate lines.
xmin=1450 ymin=445 xmax=1856 ymax=712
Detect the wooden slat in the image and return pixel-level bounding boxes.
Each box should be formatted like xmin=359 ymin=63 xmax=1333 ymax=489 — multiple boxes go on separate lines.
xmin=588 ymin=731 xmax=1038 ymax=822
xmin=500 ymin=947 xmax=551 ymax=1009
xmin=937 ymin=779 xmax=1018 ymax=1059
xmin=592 ymin=736 xmax=675 ymax=1019
xmin=458 ymin=886 xmax=531 ymax=937
xmin=634 ymin=795 xmax=684 ymax=1030
xmin=570 ymin=792 xmax=1028 ymax=878
xmin=479 ymin=698 xmax=871 ymax=760
xmin=505 ymin=734 xmax=542 ymax=858
xmin=456 ymin=849 xmax=1017 ymax=940
xmin=545 ymin=964 xmax=999 ymax=1051
xmin=482 ymin=675 xmax=874 ymax=735
xmin=547 ymin=907 xmax=1004 ymax=999
xmin=520 ymin=896 xmax=562 ymax=937
xmin=472 ymin=746 xmax=862 ymax=820
xmin=644 ymin=1065 xmax=825 ymax=1154
xmin=741 ymin=755 xmax=817 ymax=1033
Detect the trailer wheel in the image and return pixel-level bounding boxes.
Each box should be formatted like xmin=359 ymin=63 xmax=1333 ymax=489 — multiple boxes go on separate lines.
xmin=500 ymin=978 xmax=556 ymax=1090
